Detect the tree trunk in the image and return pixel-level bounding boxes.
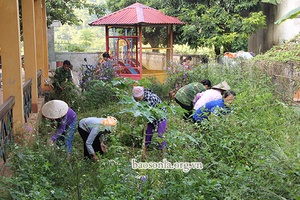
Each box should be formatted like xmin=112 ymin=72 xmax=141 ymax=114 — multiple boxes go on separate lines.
xmin=147 ymin=37 xmax=160 ymax=52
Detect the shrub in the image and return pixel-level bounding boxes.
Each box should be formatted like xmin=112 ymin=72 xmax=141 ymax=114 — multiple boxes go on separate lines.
xmin=2 ymin=59 xmax=300 ymax=199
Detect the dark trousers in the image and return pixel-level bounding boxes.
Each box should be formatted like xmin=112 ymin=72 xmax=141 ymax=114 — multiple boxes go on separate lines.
xmin=78 ymin=126 xmax=103 ymax=159
xmin=175 ymin=98 xmax=194 ymax=120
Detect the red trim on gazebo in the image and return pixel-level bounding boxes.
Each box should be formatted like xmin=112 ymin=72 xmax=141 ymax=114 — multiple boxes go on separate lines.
xmin=89 ymin=3 xmax=184 ymax=26
xmin=89 ymin=3 xmax=184 ymax=80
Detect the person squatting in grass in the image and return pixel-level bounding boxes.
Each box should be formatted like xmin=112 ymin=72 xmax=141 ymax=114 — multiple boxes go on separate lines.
xmin=192 ymin=90 xmax=236 ymax=123
xmin=41 ymin=100 xmax=77 ymax=160
xmin=78 ymin=116 xmax=117 ymax=161
xmin=193 ymin=80 xmax=231 ymax=111
xmin=53 ymin=60 xmax=73 ymax=93
xmin=173 ymin=79 xmax=211 ymax=120
xmin=132 ymin=86 xmax=167 ymax=160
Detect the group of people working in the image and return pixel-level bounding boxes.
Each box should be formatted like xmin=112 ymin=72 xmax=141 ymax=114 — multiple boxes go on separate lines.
xmin=52 ymin=52 xmax=111 ymax=92
xmin=41 ymin=100 xmax=117 ymax=161
xmin=41 ymin=85 xmax=166 ymax=161
xmin=173 ymin=80 xmax=236 ymax=122
xmin=47 ymin=58 xmax=235 ymax=161
xmin=40 ymin=88 xmax=163 ymax=161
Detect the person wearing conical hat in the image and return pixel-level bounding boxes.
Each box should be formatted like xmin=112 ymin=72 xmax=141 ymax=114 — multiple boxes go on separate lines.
xmin=78 ymin=116 xmax=117 ymax=161
xmin=41 ymin=100 xmax=77 ymax=159
xmin=193 ymin=90 xmax=236 ymax=123
xmin=193 ymin=80 xmax=231 ymax=111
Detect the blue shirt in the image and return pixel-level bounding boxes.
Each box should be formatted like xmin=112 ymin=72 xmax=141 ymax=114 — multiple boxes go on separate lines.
xmin=192 ymin=99 xmax=231 ymax=122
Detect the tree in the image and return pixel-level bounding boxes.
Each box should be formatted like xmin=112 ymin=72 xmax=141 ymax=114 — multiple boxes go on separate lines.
xmin=161 ymin=0 xmax=266 ymax=55
xmin=45 ymin=0 xmax=107 ymax=27
xmin=19 ymin=0 xmax=107 ymax=50
xmin=19 ymin=0 xmax=106 ymax=30
xmin=106 ymin=0 xmax=266 ymax=56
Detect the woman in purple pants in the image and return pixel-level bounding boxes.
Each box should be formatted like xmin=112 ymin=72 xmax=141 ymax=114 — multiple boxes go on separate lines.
xmin=132 ymin=86 xmax=167 ymax=160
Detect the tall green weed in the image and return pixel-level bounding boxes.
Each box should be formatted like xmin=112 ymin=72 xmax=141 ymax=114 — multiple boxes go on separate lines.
xmin=2 ymin=61 xmax=300 ymax=199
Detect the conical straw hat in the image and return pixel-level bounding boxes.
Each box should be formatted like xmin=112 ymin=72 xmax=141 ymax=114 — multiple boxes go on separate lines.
xmin=41 ymin=100 xmax=69 ymax=119
xmin=212 ymin=81 xmax=231 ymax=91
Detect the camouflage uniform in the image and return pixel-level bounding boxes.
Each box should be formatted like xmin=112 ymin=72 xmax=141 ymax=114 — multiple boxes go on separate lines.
xmin=53 ymin=66 xmax=72 ymax=92
xmin=174 ymin=82 xmax=206 ymax=120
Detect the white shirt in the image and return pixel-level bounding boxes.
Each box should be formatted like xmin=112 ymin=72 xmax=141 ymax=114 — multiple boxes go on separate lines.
xmin=193 ymin=89 xmax=222 ymax=110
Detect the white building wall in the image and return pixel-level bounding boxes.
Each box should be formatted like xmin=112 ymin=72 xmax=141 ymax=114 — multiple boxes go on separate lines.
xmin=249 ymin=0 xmax=300 ymax=54
xmin=275 ymin=0 xmax=300 ymax=44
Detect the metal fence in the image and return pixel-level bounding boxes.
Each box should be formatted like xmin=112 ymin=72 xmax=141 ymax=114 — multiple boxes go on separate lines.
xmin=0 ymin=96 xmax=15 ymax=172
xmin=0 ymin=70 xmax=42 ymax=174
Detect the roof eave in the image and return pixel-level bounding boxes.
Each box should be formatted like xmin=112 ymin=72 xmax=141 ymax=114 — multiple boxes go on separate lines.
xmin=89 ymin=22 xmax=185 ymax=27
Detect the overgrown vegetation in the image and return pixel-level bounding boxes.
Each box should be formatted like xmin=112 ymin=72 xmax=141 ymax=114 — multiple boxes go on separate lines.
xmin=254 ymin=33 xmax=300 ymax=64
xmin=252 ymin=33 xmax=300 ymax=102
xmin=2 ymin=39 xmax=300 ymax=199
xmin=1 ymin=59 xmax=300 ymax=199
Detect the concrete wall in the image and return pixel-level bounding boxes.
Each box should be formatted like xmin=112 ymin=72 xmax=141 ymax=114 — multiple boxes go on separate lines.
xmin=249 ymin=0 xmax=300 ymax=54
xmin=142 ymin=52 xmax=168 ymax=70
xmin=53 ymin=52 xmax=207 ymax=71
xmin=53 ymin=52 xmax=102 ymax=71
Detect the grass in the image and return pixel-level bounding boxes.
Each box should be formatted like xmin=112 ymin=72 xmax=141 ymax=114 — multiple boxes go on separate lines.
xmin=1 ymin=59 xmax=300 ymax=199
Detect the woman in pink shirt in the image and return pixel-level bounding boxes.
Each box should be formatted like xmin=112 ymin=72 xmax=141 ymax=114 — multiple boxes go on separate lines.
xmin=193 ymin=81 xmax=231 ymax=110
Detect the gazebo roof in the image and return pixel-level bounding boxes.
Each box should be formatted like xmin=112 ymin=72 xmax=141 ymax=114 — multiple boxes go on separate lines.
xmin=89 ymin=2 xmax=184 ymax=26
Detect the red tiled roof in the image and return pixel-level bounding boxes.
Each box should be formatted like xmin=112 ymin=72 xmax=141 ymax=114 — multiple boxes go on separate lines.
xmin=89 ymin=3 xmax=184 ymax=26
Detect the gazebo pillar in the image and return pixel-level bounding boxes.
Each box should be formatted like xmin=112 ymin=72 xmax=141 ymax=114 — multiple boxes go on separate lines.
xmin=138 ymin=25 xmax=143 ymax=79
xmin=166 ymin=25 xmax=174 ymax=67
xmin=105 ymin=26 xmax=109 ymax=52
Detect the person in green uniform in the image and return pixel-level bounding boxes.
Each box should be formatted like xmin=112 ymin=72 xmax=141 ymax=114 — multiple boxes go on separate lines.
xmin=53 ymin=60 xmax=73 ymax=93
xmin=174 ymin=79 xmax=211 ymax=120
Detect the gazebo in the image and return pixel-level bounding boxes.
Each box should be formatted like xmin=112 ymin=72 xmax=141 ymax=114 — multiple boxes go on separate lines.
xmin=89 ymin=2 xmax=184 ymax=80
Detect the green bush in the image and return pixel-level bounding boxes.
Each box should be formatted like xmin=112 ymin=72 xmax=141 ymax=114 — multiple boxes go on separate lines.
xmin=81 ymin=80 xmax=117 ymax=110
xmin=2 ymin=60 xmax=300 ymax=199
